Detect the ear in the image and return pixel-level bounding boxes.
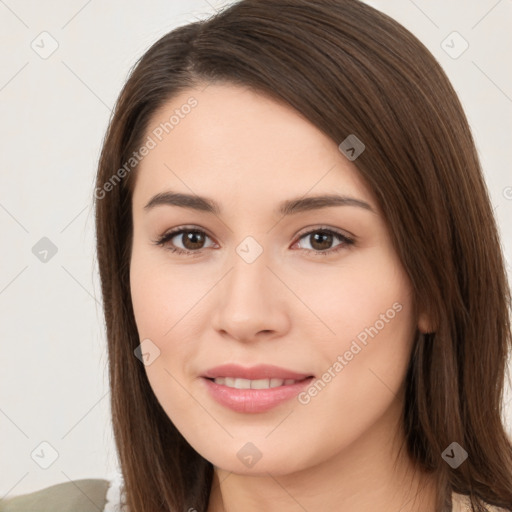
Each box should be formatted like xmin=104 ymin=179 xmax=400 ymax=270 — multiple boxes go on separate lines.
xmin=417 ymin=310 xmax=435 ymax=334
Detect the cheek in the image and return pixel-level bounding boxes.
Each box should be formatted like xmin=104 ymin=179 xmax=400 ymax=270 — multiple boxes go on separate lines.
xmin=286 ymin=268 xmax=415 ymax=469
xmin=129 ymin=255 xmax=200 ymax=420
xmin=293 ymin=246 xmax=414 ymax=345
xmin=129 ymin=244 xmax=204 ymax=338
xmin=129 ymin=248 xmax=209 ymax=392
xmin=297 ymin=249 xmax=416 ymax=414
xmin=324 ymin=295 xmax=414 ymax=404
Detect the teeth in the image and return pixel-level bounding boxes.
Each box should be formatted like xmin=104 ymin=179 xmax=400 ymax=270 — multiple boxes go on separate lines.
xmin=251 ymin=378 xmax=272 ymax=389
xmin=213 ymin=377 xmax=301 ymax=389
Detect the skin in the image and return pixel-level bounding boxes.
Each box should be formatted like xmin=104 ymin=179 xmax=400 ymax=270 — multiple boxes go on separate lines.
xmin=129 ymin=83 xmax=435 ymax=512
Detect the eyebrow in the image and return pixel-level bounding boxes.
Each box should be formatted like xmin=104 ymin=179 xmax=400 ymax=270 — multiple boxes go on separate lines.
xmin=143 ymin=191 xmax=376 ymax=216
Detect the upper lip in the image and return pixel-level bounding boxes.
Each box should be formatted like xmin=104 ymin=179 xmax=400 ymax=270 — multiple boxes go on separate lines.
xmin=202 ymin=364 xmax=313 ymax=381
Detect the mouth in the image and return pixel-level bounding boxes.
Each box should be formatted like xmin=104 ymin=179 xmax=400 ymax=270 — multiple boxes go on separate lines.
xmin=200 ymin=363 xmax=315 ymax=413
xmin=201 ymin=375 xmax=315 ymax=413
xmin=204 ymin=376 xmax=313 ymax=389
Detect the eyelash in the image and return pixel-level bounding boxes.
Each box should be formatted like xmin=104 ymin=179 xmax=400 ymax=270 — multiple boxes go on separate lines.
xmin=152 ymin=225 xmax=355 ymax=257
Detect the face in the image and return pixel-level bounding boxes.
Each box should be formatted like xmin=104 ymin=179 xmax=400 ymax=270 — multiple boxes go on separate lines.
xmin=129 ymin=83 xmax=424 ymax=475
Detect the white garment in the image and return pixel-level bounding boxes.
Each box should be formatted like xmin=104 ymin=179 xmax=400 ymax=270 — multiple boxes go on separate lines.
xmin=103 ymin=473 xmax=125 ymax=512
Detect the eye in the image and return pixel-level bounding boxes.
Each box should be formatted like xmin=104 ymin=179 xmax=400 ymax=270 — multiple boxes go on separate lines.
xmin=293 ymin=227 xmax=354 ymax=256
xmin=153 ymin=226 xmax=216 ymax=255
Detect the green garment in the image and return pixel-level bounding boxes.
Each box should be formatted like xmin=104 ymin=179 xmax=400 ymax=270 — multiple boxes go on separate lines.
xmin=0 ymin=479 xmax=110 ymax=512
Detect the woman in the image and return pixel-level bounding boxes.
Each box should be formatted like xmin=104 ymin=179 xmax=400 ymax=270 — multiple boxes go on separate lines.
xmin=2 ymin=0 xmax=510 ymax=511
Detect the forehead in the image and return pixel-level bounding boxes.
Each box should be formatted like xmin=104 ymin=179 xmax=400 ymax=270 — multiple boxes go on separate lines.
xmin=132 ymin=83 xmax=374 ymax=212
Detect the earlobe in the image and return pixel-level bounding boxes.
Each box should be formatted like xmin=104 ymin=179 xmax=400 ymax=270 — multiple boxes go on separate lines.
xmin=417 ymin=310 xmax=434 ymax=334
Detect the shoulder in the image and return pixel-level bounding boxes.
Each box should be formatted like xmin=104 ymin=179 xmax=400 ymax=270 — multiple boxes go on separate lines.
xmin=452 ymin=492 xmax=511 ymax=512
xmin=0 ymin=478 xmax=115 ymax=512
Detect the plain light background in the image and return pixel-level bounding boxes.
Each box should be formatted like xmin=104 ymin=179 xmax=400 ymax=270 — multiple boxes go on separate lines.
xmin=1 ymin=0 xmax=511 ymax=499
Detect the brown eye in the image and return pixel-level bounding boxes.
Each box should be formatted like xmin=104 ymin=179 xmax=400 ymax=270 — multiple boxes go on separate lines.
xmin=154 ymin=228 xmax=216 ymax=254
xmin=308 ymin=231 xmax=334 ymax=251
xmin=179 ymin=230 xmax=207 ymax=250
xmin=295 ymin=228 xmax=354 ymax=255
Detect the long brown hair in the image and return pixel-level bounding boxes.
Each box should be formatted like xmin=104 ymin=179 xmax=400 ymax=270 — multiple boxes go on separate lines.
xmin=94 ymin=1 xmax=512 ymax=510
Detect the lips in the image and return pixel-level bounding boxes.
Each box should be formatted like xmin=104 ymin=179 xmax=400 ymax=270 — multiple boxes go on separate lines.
xmin=201 ymin=373 xmax=315 ymax=413
xmin=201 ymin=363 xmax=313 ymax=381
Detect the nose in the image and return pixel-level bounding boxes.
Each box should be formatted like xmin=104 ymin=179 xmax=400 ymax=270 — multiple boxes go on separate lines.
xmin=211 ymin=246 xmax=291 ymax=343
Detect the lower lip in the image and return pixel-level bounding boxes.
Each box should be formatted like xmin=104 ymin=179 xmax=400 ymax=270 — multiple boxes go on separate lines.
xmin=201 ymin=377 xmax=314 ymax=413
